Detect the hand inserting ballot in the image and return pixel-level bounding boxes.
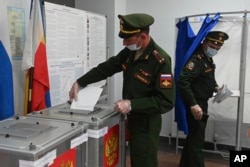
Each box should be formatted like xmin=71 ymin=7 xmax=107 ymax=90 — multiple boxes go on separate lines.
xmin=69 ymin=82 xmax=80 ymax=101
xmin=114 ymin=99 xmax=131 ymax=114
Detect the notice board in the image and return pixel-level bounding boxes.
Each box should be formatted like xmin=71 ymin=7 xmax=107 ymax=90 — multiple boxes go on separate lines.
xmin=44 ymin=2 xmax=107 ymax=106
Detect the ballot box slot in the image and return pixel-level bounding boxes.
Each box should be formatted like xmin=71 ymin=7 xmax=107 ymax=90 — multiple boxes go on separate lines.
xmin=0 ymin=122 xmax=55 ymax=139
xmin=59 ymin=106 xmax=103 ymax=115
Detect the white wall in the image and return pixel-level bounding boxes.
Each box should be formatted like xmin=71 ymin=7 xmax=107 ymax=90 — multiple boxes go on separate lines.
xmin=126 ymin=0 xmax=250 ymax=61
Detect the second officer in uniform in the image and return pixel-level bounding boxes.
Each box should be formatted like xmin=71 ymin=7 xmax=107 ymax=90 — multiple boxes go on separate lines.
xmin=178 ymin=31 xmax=229 ymax=167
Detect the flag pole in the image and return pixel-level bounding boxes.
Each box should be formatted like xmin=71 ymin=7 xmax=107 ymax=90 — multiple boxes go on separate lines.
xmin=27 ymin=67 xmax=34 ymax=114
xmin=24 ymin=67 xmax=34 ymax=115
xmin=24 ymin=72 xmax=29 ymax=116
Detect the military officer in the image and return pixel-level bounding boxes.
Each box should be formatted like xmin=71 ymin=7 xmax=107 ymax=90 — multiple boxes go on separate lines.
xmin=177 ymin=31 xmax=229 ymax=167
xmin=69 ymin=13 xmax=175 ymax=167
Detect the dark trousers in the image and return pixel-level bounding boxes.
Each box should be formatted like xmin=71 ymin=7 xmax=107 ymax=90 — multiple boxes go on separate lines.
xmin=128 ymin=113 xmax=161 ymax=167
xmin=179 ymin=99 xmax=208 ymax=167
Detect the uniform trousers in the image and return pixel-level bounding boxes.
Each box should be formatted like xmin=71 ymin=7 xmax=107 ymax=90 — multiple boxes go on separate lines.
xmin=179 ymin=99 xmax=208 ymax=167
xmin=128 ymin=113 xmax=161 ymax=167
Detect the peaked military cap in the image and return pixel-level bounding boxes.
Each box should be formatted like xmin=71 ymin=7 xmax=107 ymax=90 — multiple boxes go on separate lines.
xmin=205 ymin=31 xmax=229 ymax=46
xmin=118 ymin=13 xmax=154 ymax=39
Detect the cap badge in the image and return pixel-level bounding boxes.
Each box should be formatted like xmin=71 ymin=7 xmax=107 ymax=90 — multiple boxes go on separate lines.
xmin=219 ymin=32 xmax=224 ymax=36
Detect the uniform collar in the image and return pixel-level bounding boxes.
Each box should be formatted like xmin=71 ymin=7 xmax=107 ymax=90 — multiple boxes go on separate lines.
xmin=134 ymin=38 xmax=155 ymax=62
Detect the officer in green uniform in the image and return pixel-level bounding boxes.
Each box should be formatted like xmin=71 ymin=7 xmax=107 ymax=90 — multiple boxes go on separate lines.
xmin=69 ymin=13 xmax=175 ymax=167
xmin=177 ymin=31 xmax=229 ymax=167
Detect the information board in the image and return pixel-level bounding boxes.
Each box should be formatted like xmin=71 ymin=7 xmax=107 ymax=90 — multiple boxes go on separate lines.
xmin=44 ymin=2 xmax=107 ymax=106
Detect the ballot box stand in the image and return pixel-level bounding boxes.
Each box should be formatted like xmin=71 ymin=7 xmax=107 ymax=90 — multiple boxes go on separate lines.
xmin=28 ymin=102 xmax=126 ymax=167
xmin=0 ymin=116 xmax=88 ymax=167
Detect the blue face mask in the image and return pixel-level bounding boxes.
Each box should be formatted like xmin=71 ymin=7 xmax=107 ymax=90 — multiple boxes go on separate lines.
xmin=204 ymin=46 xmax=218 ymax=58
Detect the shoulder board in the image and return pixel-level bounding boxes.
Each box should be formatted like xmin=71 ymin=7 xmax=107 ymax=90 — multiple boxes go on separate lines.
xmin=152 ymin=50 xmax=165 ymax=64
xmin=195 ymin=53 xmax=204 ymax=60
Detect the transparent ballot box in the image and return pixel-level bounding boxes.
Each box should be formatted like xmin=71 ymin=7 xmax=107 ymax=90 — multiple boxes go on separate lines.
xmin=28 ymin=103 xmax=126 ymax=167
xmin=0 ymin=116 xmax=88 ymax=167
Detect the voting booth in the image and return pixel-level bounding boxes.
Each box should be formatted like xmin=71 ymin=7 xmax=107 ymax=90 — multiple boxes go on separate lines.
xmin=174 ymin=11 xmax=250 ymax=157
xmin=28 ymin=103 xmax=126 ymax=167
xmin=0 ymin=116 xmax=88 ymax=167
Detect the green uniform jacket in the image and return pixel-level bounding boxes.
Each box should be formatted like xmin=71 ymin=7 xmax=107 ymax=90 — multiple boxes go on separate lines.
xmin=177 ymin=45 xmax=218 ymax=107
xmin=77 ymin=38 xmax=175 ymax=115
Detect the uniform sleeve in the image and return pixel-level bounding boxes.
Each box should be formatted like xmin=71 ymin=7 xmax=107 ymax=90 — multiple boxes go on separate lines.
xmin=77 ymin=50 xmax=126 ymax=87
xmin=177 ymin=58 xmax=202 ymax=106
xmin=130 ymin=56 xmax=176 ymax=114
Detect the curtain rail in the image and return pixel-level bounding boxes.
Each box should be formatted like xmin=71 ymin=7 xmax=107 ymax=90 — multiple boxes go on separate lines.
xmin=179 ymin=10 xmax=250 ymax=20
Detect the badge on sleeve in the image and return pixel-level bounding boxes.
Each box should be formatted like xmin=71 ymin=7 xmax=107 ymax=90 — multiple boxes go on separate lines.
xmin=160 ymin=74 xmax=172 ymax=88
xmin=185 ymin=61 xmax=195 ymax=71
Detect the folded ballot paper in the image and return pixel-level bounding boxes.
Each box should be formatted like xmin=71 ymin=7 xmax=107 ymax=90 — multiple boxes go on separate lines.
xmin=70 ymin=86 xmax=103 ymax=111
xmin=213 ymin=84 xmax=233 ymax=103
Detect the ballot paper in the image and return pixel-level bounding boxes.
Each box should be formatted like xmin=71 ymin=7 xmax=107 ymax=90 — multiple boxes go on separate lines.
xmin=213 ymin=84 xmax=233 ymax=103
xmin=70 ymin=86 xmax=103 ymax=111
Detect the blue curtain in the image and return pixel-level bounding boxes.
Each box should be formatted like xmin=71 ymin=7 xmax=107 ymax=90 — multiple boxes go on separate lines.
xmin=174 ymin=13 xmax=221 ymax=134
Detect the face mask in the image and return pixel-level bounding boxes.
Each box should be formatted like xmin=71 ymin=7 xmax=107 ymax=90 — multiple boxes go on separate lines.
xmin=204 ymin=46 xmax=218 ymax=58
xmin=126 ymin=38 xmax=142 ymax=51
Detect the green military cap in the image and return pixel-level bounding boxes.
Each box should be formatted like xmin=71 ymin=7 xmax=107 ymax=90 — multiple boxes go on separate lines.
xmin=206 ymin=31 xmax=229 ymax=46
xmin=118 ymin=13 xmax=154 ymax=39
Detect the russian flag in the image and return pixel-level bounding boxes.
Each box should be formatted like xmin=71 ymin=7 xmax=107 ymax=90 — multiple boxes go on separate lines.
xmin=0 ymin=40 xmax=14 ymax=120
xmin=22 ymin=0 xmax=50 ymax=113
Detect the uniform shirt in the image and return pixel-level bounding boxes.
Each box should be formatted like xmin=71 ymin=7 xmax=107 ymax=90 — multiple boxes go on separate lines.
xmin=77 ymin=38 xmax=175 ymax=115
xmin=177 ymin=44 xmax=218 ymax=107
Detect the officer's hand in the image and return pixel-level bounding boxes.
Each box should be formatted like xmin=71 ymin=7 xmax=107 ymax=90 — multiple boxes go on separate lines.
xmin=69 ymin=82 xmax=79 ymax=101
xmin=190 ymin=104 xmax=203 ymax=120
xmin=214 ymin=86 xmax=221 ymax=93
xmin=114 ymin=100 xmax=131 ymax=114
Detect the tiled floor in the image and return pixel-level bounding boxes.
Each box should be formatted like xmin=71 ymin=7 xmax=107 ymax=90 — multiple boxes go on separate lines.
xmin=126 ymin=137 xmax=229 ymax=167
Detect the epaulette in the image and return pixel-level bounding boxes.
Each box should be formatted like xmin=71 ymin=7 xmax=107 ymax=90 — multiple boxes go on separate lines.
xmin=152 ymin=50 xmax=165 ymax=64
xmin=195 ymin=53 xmax=204 ymax=60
